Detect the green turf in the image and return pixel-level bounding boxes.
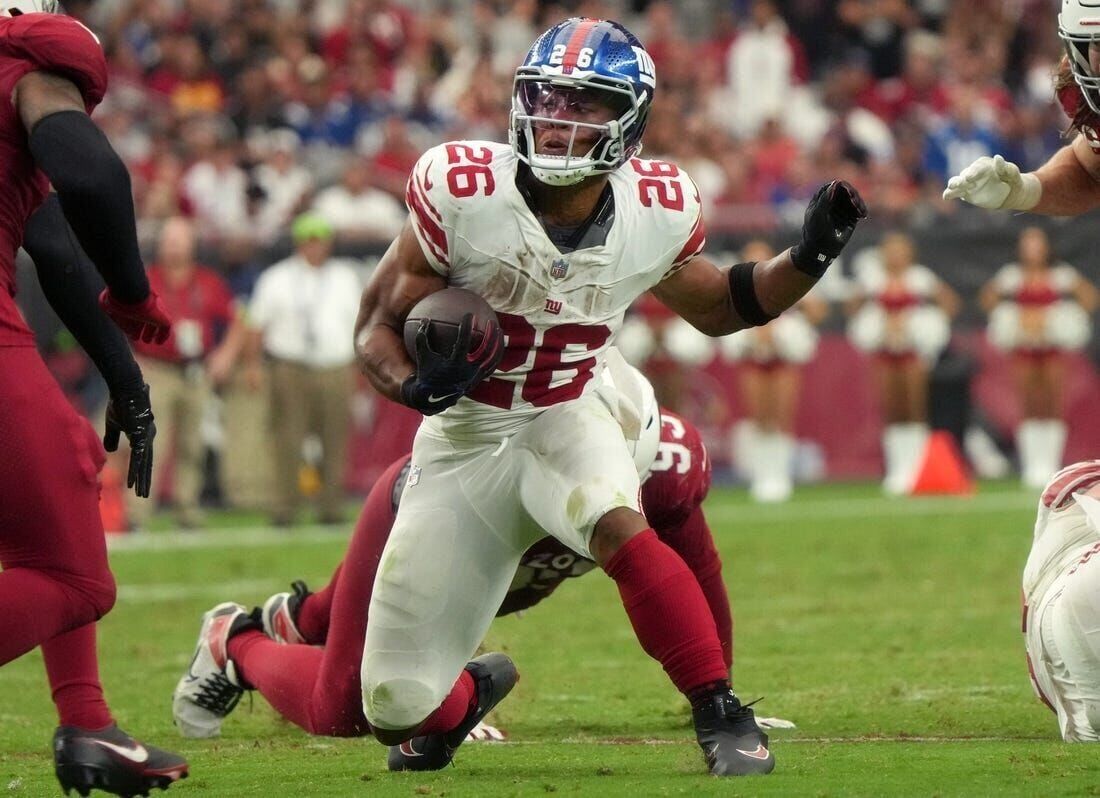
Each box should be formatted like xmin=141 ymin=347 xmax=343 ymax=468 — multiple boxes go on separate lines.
xmin=4 ymin=482 xmax=1097 ymax=796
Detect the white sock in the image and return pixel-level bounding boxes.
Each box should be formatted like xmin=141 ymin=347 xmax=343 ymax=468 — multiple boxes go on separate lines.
xmin=1017 ymin=419 xmax=1046 ymax=489
xmin=751 ymin=430 xmax=793 ymax=503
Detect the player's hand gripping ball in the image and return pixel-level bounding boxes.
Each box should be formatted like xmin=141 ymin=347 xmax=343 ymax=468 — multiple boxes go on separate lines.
xmin=401 ymin=288 xmax=504 ymax=415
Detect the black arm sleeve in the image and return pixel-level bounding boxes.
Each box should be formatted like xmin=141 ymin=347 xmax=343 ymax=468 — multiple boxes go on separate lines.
xmin=24 ymin=194 xmax=144 ymax=396
xmin=27 ymin=110 xmax=150 ymax=305
xmin=727 ymin=261 xmax=777 ymax=328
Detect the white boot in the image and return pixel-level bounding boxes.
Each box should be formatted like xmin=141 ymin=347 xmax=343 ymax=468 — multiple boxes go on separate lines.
xmin=882 ymin=424 xmax=905 ymax=496
xmin=1037 ymin=419 xmax=1067 ymax=487
xmin=1017 ymin=419 xmax=1046 ymax=489
xmin=883 ymin=423 xmax=929 ymax=496
xmin=751 ymin=430 xmax=794 ymax=503
xmin=732 ymin=420 xmax=760 ymax=486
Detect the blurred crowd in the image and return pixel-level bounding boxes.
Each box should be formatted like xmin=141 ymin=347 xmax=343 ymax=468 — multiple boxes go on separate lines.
xmin=64 ymin=0 xmax=1070 ymax=263
xmin=22 ymin=0 xmax=1100 ymax=525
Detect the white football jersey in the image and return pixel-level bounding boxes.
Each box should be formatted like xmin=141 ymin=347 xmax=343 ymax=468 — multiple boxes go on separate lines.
xmin=405 ymin=141 xmax=704 ymax=437
xmin=1023 ymin=461 xmax=1100 ymax=609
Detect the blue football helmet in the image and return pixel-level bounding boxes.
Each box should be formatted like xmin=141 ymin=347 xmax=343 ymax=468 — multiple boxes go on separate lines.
xmin=510 ymin=17 xmax=656 ymax=186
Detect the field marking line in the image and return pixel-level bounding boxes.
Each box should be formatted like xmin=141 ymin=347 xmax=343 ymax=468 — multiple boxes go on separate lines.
xmin=106 ymin=492 xmax=1039 ymax=554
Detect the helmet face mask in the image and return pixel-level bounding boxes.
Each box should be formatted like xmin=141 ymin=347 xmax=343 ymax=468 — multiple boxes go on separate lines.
xmin=1060 ymin=3 xmax=1100 ymax=114
xmin=510 ymin=18 xmax=655 ymax=186
xmin=0 ymin=0 xmax=61 ymax=16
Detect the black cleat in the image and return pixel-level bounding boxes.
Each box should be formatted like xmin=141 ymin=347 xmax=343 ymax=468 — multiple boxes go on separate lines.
xmin=692 ymin=690 xmax=775 ymax=776
xmin=387 ymin=652 xmax=518 ymax=772
xmin=53 ymin=724 xmax=188 ymax=797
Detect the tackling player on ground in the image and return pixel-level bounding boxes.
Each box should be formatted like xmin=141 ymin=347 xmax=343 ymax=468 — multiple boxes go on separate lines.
xmin=0 ymin=2 xmax=185 ymax=795
xmin=179 ymin=17 xmax=864 ymax=779
xmin=1023 ymin=461 xmax=1100 ymax=741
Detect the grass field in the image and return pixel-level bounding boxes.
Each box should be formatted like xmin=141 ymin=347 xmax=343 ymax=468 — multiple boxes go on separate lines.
xmin=4 ymin=481 xmax=1100 ymax=797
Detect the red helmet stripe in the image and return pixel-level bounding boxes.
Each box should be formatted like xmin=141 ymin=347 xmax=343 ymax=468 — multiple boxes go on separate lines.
xmin=561 ymin=18 xmax=598 ymax=73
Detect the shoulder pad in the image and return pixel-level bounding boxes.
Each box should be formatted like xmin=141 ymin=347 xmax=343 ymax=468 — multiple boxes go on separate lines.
xmin=1 ymin=14 xmax=107 ymax=111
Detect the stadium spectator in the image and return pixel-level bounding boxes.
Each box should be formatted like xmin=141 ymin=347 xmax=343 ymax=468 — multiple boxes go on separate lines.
xmin=846 ymin=231 xmax=960 ymax=494
xmin=311 ymin=154 xmax=405 ymax=244
xmin=722 ymin=240 xmax=826 ymax=503
xmin=127 ymin=217 xmax=240 ymax=529
xmin=981 ymin=227 xmax=1099 ymax=488
xmin=251 ymin=128 xmax=314 ymax=244
xmin=246 ymin=213 xmax=361 ymax=526
xmin=724 ymin=0 xmax=809 ymax=139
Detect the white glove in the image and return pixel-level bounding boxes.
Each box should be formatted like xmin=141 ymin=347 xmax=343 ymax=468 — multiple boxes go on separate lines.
xmin=757 ymin=716 xmax=797 ymax=730
xmin=942 ymin=155 xmax=1041 ymax=211
xmin=464 ymin=721 xmax=506 ymax=742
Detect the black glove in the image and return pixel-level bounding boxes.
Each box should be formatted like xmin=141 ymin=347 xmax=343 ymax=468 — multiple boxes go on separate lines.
xmin=103 ymin=383 xmax=156 ymax=498
xmin=791 ymin=180 xmax=868 ymax=278
xmin=401 ymin=313 xmax=504 ymax=416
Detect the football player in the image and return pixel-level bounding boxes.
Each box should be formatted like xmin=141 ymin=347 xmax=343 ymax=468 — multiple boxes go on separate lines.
xmin=1023 ymin=461 xmax=1100 ymax=741
xmin=178 ymin=17 xmax=865 ymax=778
xmin=0 ymin=2 xmax=185 ymax=795
xmin=173 ymin=361 xmax=734 ymax=745
xmin=944 ymin=2 xmax=1100 ymax=217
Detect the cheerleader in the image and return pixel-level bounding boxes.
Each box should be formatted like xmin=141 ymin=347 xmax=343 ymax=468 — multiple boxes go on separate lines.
xmin=847 ymin=231 xmax=960 ymax=494
xmin=981 ymin=227 xmax=1099 ymax=488
xmin=721 ymin=240 xmax=827 ymax=502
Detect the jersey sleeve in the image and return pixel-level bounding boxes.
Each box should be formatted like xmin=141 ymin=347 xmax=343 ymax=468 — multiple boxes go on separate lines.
xmin=661 ymin=171 xmax=706 ymax=279
xmin=404 ymin=145 xmax=455 ymax=277
xmin=642 ymin=410 xmax=712 ymax=531
xmin=3 ymin=14 xmax=108 ymax=112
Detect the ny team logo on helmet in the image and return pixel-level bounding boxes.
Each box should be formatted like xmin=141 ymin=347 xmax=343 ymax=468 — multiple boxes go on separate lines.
xmin=509 ymin=17 xmax=656 ymax=186
xmin=0 ymin=0 xmax=61 ymax=15
xmin=1060 ymin=0 xmax=1100 ymax=114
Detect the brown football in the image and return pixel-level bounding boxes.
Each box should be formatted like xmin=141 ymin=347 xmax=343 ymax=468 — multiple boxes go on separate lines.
xmin=403 ymin=287 xmax=499 ymax=360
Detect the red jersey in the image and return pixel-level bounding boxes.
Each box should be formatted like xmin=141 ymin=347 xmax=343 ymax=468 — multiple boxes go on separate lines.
xmin=132 ymin=265 xmax=234 ymax=363
xmin=0 ymin=12 xmax=107 ymax=345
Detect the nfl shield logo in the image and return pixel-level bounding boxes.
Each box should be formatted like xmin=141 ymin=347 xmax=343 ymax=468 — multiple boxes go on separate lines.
xmin=550 ymin=258 xmax=569 ymax=279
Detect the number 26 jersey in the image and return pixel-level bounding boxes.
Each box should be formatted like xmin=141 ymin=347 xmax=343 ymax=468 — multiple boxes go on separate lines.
xmin=404 ymin=140 xmax=705 ymax=437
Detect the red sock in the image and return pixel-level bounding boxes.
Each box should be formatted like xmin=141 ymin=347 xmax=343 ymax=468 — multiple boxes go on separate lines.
xmin=228 ymin=630 xmax=370 ymax=737
xmin=42 ymin=623 xmax=113 ymax=729
xmin=296 ymin=566 xmax=338 ymax=644
xmin=605 ymin=528 xmax=729 ymax=696
xmin=415 ymin=670 xmax=477 ymax=736
xmin=656 ymin=508 xmax=733 ymax=670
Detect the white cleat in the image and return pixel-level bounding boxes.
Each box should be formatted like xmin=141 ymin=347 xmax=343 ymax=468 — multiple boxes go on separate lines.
xmin=260 ymin=580 xmax=310 ymax=645
xmin=172 ymin=602 xmax=249 ymax=738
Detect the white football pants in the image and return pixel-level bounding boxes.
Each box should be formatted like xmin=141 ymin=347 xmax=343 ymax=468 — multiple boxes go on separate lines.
xmin=361 ymin=388 xmax=641 ymax=731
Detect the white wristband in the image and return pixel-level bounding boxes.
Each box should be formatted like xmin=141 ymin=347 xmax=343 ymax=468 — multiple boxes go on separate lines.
xmin=1004 ymin=172 xmax=1042 ymax=211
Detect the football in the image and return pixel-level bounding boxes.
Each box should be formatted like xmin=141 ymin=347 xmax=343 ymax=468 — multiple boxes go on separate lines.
xmin=403 ymin=287 xmax=499 ymax=359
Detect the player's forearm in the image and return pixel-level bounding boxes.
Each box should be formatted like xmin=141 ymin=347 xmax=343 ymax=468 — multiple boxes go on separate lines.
xmin=23 ymin=194 xmax=144 ymax=396
xmin=27 ymin=111 xmax=150 ymax=304
xmin=1030 ymin=143 xmax=1100 ymax=216
xmin=357 ymin=323 xmax=416 ymax=404
xmin=753 ymin=250 xmax=820 ymax=317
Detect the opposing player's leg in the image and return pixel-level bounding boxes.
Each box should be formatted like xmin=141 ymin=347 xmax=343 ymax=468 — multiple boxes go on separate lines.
xmin=175 ymin=458 xmax=411 ymax=737
xmin=655 ymin=506 xmax=733 ymax=670
xmin=516 ymin=391 xmax=772 ymax=776
xmin=0 ymin=347 xmax=189 ymax=793
xmin=362 ymin=428 xmax=525 ymax=766
xmin=0 ymin=349 xmax=117 ymax=663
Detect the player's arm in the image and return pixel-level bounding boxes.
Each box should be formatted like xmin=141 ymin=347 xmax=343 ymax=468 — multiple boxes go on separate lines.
xmin=13 ymin=70 xmax=170 ymax=343
xmin=23 ymin=194 xmax=157 ymax=497
xmin=653 ymin=181 xmax=867 ymax=335
xmin=354 ymin=220 xmax=446 ymax=406
xmin=943 ymin=138 xmax=1100 ymax=216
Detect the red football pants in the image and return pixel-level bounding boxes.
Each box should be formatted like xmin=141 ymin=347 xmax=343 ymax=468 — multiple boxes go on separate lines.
xmin=0 ymin=345 xmax=115 ymax=728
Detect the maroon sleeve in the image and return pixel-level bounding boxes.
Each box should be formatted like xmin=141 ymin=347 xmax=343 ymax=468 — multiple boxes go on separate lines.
xmin=642 ymin=409 xmax=712 ymax=531
xmin=4 ymin=14 xmax=107 ymax=112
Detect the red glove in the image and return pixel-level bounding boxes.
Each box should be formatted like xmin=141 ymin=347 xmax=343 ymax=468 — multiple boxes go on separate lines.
xmin=99 ymin=289 xmax=172 ymax=345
